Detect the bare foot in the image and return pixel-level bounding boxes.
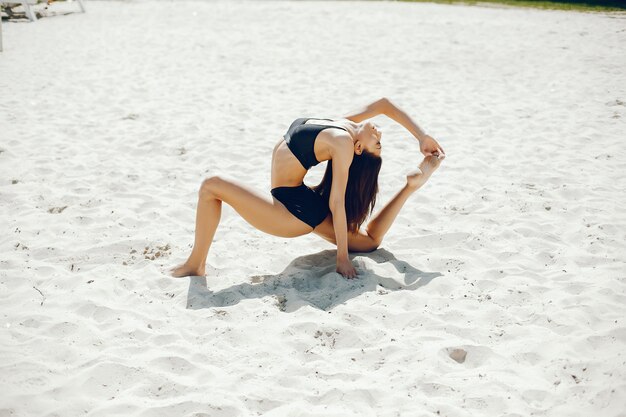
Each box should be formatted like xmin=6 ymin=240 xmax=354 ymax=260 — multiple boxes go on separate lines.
xmin=406 ymin=155 xmax=442 ymax=191
xmin=170 ymin=262 xmax=206 ymax=278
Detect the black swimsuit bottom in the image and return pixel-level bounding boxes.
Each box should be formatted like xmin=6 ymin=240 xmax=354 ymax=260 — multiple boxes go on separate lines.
xmin=271 ymin=183 xmax=329 ymax=229
xmin=271 ymin=117 xmax=347 ymax=229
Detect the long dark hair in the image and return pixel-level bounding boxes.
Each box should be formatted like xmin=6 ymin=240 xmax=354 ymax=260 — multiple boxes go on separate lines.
xmin=312 ymin=150 xmax=383 ymax=233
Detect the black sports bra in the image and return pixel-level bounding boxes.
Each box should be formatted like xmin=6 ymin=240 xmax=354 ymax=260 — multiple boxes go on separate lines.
xmin=283 ymin=118 xmax=349 ymax=170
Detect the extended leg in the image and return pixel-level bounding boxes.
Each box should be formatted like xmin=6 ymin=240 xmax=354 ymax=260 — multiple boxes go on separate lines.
xmin=171 ymin=175 xmax=314 ymax=277
xmin=312 ymin=155 xmax=441 ymax=252
xmin=365 ymin=155 xmax=441 ymax=244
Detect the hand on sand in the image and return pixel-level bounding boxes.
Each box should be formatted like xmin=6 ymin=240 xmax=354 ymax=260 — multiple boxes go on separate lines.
xmin=406 ymin=155 xmax=442 ymax=191
xmin=419 ymin=134 xmax=445 ymax=159
xmin=337 ymin=258 xmax=358 ymax=279
xmin=170 ymin=262 xmax=206 ymax=278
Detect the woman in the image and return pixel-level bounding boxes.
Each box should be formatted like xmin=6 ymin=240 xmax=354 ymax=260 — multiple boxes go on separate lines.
xmin=171 ymin=97 xmax=445 ymax=279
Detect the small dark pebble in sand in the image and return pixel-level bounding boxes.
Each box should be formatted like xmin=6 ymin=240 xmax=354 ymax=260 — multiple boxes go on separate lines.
xmin=450 ymin=348 xmax=467 ymax=363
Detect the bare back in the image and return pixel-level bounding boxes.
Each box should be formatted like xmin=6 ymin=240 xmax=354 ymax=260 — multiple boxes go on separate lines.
xmin=271 ymin=118 xmax=354 ymax=188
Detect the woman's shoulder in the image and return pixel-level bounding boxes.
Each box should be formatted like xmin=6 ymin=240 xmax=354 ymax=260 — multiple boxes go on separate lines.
xmin=323 ymin=134 xmax=353 ymax=160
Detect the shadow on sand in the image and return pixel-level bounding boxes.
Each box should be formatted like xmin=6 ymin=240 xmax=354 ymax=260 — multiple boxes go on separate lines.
xmin=185 ymin=248 xmax=442 ymax=312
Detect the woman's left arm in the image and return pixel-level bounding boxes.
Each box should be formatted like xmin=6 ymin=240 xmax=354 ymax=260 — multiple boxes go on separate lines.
xmin=328 ymin=139 xmax=357 ymax=279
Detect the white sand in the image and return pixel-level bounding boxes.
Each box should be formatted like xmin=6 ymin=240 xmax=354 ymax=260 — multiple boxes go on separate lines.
xmin=1 ymin=1 xmax=626 ymax=416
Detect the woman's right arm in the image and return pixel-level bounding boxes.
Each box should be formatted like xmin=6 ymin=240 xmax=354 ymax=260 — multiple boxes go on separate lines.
xmin=341 ymin=97 xmax=390 ymax=123
xmin=343 ymin=97 xmax=445 ymax=157
xmin=343 ymin=97 xmax=428 ymax=139
xmin=329 ymin=138 xmax=357 ymax=279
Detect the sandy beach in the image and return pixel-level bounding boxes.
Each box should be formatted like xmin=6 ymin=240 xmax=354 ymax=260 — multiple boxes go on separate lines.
xmin=1 ymin=1 xmax=626 ymax=416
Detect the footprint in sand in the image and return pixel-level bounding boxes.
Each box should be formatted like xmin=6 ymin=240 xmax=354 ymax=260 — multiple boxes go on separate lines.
xmin=48 ymin=206 xmax=68 ymax=214
xmin=122 ymin=243 xmax=172 ymax=265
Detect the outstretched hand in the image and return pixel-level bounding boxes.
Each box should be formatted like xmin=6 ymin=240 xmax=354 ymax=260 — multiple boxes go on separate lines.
xmin=420 ymin=134 xmax=446 ymax=160
xmin=336 ymin=258 xmax=358 ymax=279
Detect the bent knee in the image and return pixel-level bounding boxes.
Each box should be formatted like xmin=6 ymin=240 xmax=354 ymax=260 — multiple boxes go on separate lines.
xmin=364 ymin=240 xmax=381 ymax=253
xmin=199 ymin=175 xmax=224 ymax=200
xmin=365 ymin=230 xmax=383 ymax=252
xmin=348 ymin=242 xmax=379 ymax=253
xmin=348 ymin=234 xmax=381 ymax=253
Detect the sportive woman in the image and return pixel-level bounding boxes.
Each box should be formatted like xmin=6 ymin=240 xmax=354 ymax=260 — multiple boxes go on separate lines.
xmin=170 ymin=97 xmax=445 ymax=279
